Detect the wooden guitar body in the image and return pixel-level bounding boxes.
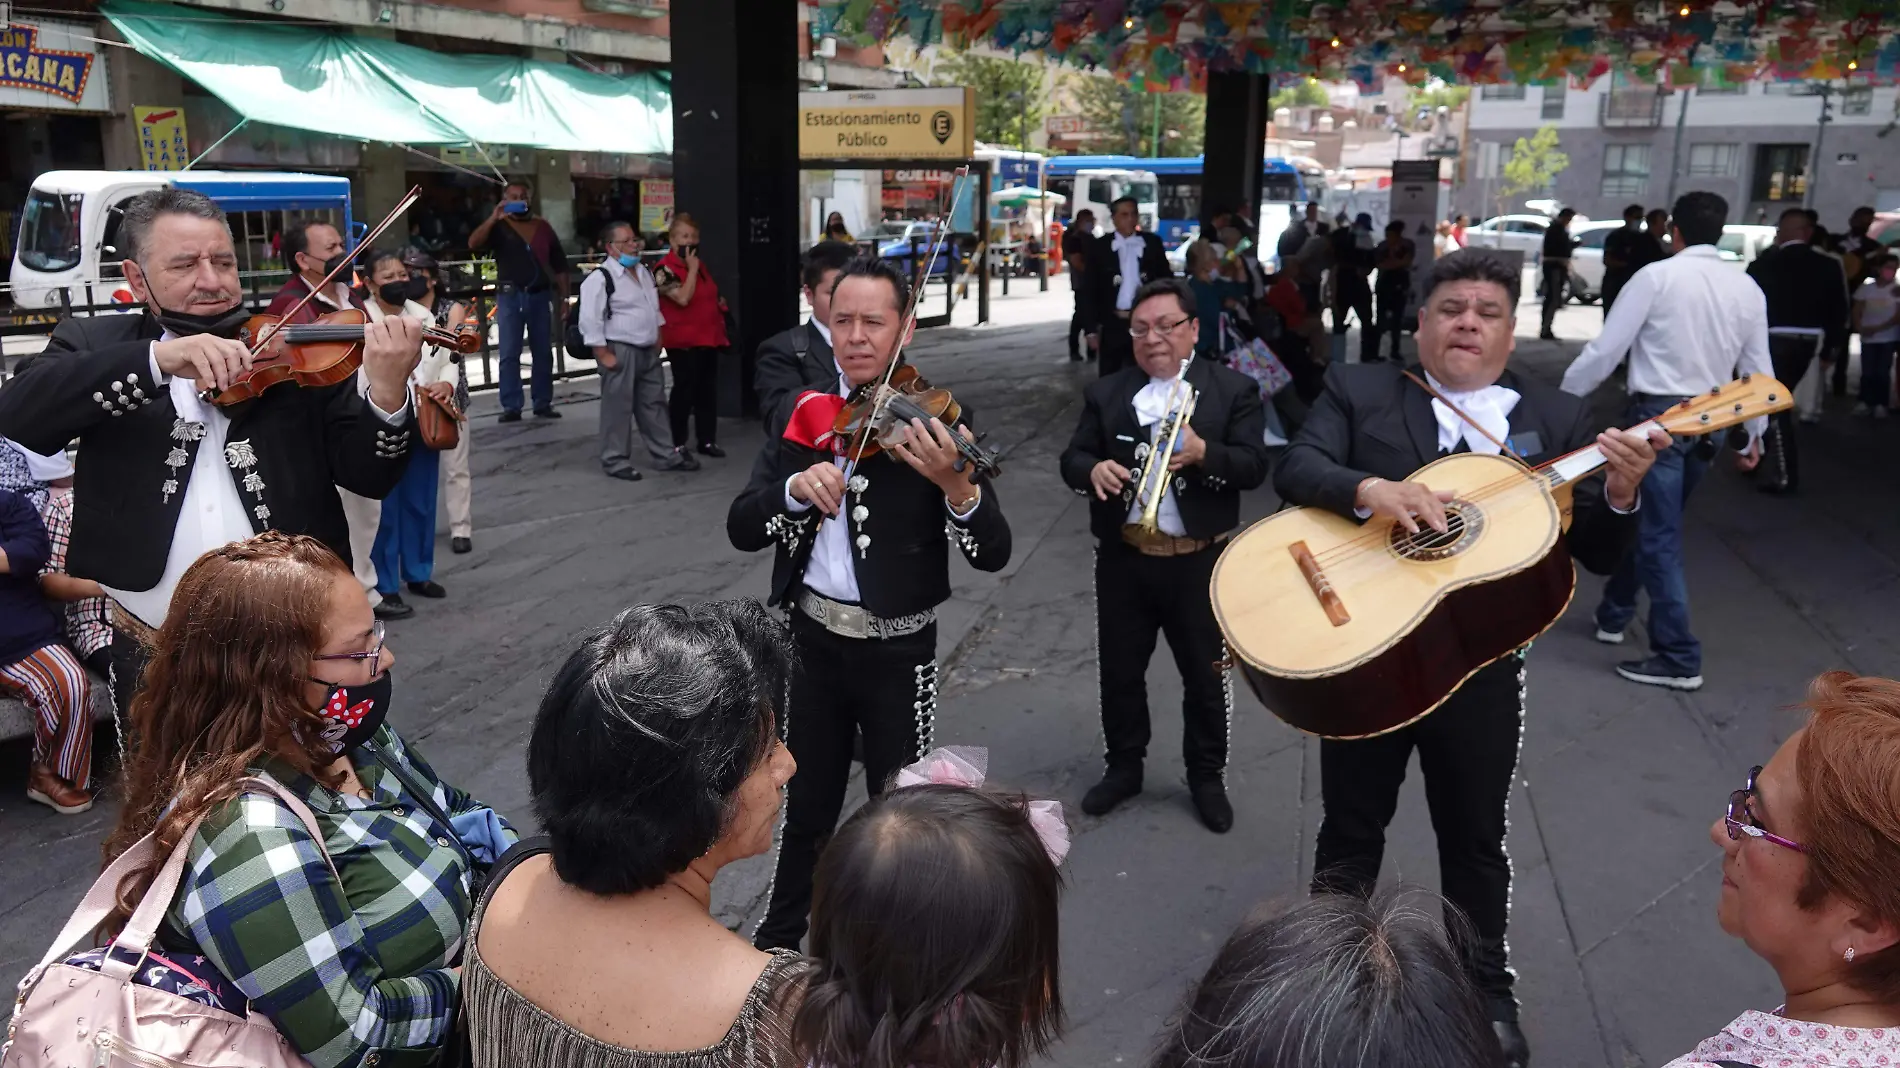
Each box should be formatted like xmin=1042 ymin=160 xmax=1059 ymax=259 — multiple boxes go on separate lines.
xmin=1212 ymin=452 xmax=1576 ymax=739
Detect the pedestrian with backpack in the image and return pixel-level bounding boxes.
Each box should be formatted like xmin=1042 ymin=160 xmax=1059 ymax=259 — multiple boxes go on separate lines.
xmin=580 ymin=221 xmax=696 ymax=482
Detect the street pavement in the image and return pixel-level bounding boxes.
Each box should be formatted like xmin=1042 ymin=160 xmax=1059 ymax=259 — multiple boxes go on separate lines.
xmin=2 ymin=279 xmax=1896 ymax=1068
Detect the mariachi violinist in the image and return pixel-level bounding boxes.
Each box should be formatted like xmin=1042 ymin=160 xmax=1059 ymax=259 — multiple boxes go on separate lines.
xmin=1059 ymin=278 xmax=1269 ymax=834
xmin=0 ymin=188 xmax=421 ymax=713
xmin=727 ymin=255 xmax=1011 ymax=951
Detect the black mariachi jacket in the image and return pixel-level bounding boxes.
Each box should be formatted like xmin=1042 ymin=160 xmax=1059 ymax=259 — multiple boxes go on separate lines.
xmin=0 ymin=311 xmax=415 ymax=590
xmin=727 ymin=408 xmax=1011 ymax=620
xmin=1059 ymin=358 xmax=1271 ymax=542
xmin=1078 ymin=230 xmax=1172 ymax=334
xmin=752 ymin=322 xmax=835 ymax=432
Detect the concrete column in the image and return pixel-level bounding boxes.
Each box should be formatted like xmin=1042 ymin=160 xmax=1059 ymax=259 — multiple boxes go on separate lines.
xmin=1202 ymin=74 xmax=1270 ymax=233
xmin=355 ymin=143 xmax=409 ymax=244
xmin=528 ymin=48 xmax=578 ymax=247
xmin=99 ymin=29 xmax=185 ymax=171
xmin=670 ymin=0 xmax=799 ymax=418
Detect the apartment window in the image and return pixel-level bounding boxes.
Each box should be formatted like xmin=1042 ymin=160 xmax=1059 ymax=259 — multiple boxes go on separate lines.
xmin=1763 ymin=81 xmax=1807 ymax=96
xmin=1687 ymin=143 xmax=1740 ymax=177
xmin=1601 ymin=144 xmax=1651 ymax=198
xmin=1540 ymin=86 xmax=1566 ymax=119
xmin=1843 ymin=86 xmax=1873 ymax=116
xmin=1752 ymin=143 xmax=1809 ymax=202
xmin=1481 ymin=85 xmax=1527 ymax=100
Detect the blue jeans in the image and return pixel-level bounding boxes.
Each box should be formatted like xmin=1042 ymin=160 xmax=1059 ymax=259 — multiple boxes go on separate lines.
xmin=1860 ymin=341 xmax=1896 ymax=409
xmin=1594 ymin=396 xmax=1708 ymax=673
xmin=495 ymin=287 xmax=553 ymax=413
xmin=372 ymin=447 xmax=440 ymax=594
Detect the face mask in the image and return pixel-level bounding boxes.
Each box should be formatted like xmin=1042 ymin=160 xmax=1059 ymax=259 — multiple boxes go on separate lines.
xmin=152 ymin=302 xmax=250 ymax=340
xmin=311 ymin=670 xmax=393 ymax=755
xmin=405 ymin=275 xmax=429 ymax=301
xmin=616 ymin=252 xmax=639 ymax=268
xmin=376 ymin=281 xmax=411 ymax=307
xmin=502 ymin=200 xmax=530 ymax=216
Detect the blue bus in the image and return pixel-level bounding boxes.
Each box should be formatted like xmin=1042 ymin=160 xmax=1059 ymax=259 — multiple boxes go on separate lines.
xmin=1044 ymin=155 xmax=1312 ymax=246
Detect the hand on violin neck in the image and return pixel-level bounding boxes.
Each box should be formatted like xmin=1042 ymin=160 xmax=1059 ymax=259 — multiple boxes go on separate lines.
xmin=887 ymin=417 xmax=977 ymax=496
xmin=154 ymin=334 xmax=254 ymax=391
xmin=361 ymin=315 xmax=424 ymax=412
xmin=789 ymin=461 xmax=847 ymax=517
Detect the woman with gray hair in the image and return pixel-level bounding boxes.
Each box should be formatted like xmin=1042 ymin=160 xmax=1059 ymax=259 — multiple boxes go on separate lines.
xmin=1150 ymin=892 xmax=1505 ymax=1068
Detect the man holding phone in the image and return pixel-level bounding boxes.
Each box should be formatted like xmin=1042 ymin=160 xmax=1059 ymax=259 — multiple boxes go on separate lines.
xmin=470 ymin=181 xmax=571 ymax=422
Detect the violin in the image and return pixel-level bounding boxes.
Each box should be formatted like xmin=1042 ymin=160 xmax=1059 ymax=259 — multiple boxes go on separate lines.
xmin=832 ymin=362 xmax=1003 ymax=482
xmin=203 ymin=309 xmax=480 ymax=406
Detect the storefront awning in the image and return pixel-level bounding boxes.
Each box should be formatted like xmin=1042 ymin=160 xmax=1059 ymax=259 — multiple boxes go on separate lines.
xmin=102 ymin=0 xmax=671 ymax=156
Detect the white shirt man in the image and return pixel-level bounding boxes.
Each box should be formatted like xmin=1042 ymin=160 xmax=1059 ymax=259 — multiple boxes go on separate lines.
xmin=581 ymin=233 xmax=687 ymax=479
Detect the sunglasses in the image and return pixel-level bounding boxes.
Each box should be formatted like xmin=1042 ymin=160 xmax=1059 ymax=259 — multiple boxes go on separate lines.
xmin=312 ymin=620 xmax=387 ymax=679
xmin=1725 ymin=765 xmax=1808 ymax=854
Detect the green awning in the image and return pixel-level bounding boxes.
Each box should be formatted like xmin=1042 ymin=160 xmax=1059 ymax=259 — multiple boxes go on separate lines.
xmin=102 ymin=0 xmax=671 ymax=156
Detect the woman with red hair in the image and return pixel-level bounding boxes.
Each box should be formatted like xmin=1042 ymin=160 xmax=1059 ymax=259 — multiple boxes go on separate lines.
xmin=1669 ymin=672 xmax=1900 ymax=1066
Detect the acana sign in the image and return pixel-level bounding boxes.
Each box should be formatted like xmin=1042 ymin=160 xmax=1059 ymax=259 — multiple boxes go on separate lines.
xmin=0 ymin=22 xmax=93 ymax=102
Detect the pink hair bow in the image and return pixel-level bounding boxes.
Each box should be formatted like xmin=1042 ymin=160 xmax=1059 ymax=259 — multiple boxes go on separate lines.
xmin=894 ymin=746 xmax=1071 ymax=866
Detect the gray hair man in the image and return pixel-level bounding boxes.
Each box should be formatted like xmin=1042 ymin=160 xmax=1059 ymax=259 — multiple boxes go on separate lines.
xmin=580 ymin=221 xmax=696 ymax=480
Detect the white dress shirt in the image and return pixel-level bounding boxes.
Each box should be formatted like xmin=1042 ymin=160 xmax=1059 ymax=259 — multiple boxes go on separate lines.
xmin=104 ymin=332 xmax=411 ymax=628
xmin=1125 ymin=372 xmax=1189 ymax=536
xmin=783 ymin=359 xmax=980 ymax=606
xmin=1561 ymin=244 xmax=1773 ymax=439
xmin=1112 ymin=232 xmax=1143 ymax=311
xmin=578 ymin=258 xmax=661 ymax=348
xmin=366 ymin=299 xmax=456 ymax=386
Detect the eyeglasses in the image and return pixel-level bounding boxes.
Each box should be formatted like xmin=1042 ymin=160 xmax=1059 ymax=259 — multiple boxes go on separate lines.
xmin=312 ymin=620 xmax=387 ymax=678
xmin=1129 ymin=314 xmax=1194 ymax=340
xmin=1725 ymin=765 xmax=1808 ymax=854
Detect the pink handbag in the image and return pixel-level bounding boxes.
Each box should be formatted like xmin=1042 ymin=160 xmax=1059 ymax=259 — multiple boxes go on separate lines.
xmin=2 ymin=776 xmax=330 ymax=1068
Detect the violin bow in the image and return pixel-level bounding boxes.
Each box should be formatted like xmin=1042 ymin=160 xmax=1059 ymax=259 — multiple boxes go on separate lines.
xmin=254 ymin=185 xmax=424 ymax=355
xmin=845 ymin=165 xmax=974 ymax=464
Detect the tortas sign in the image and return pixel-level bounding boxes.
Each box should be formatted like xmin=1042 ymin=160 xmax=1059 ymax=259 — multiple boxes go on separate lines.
xmin=0 ymin=20 xmax=103 ymax=110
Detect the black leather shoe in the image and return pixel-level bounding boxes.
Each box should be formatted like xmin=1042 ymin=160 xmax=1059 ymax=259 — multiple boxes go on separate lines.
xmin=1189 ymin=779 xmax=1234 ymax=833
xmin=1081 ymin=768 xmax=1142 ymax=816
xmin=450 ymin=537 xmax=472 ymax=554
xmin=497 ymin=409 xmax=522 ymax=423
xmin=606 ymin=468 xmax=643 ymax=482
xmin=1493 ymin=1021 xmax=1530 ymax=1068
xmin=697 ymin=443 xmax=726 ymax=458
xmin=407 ymin=580 xmax=446 ymax=599
xmin=533 ymin=407 xmax=563 ymax=419
xmin=373 ymin=595 xmax=414 ymax=621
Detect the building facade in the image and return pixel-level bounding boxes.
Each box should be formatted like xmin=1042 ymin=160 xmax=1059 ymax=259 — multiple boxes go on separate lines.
xmin=1460 ymin=78 xmax=1900 ymax=231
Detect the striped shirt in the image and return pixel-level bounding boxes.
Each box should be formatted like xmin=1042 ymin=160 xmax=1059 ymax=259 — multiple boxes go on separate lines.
xmin=162 ymin=726 xmax=515 ymax=1068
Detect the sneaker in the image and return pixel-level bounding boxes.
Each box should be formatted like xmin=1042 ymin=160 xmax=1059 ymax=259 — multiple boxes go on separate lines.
xmin=1616 ymin=656 xmax=1704 ymax=691
xmin=1854 ymin=402 xmax=1872 ymax=416
xmin=1081 ymin=767 xmax=1143 ymax=817
xmin=26 ymin=763 xmax=93 ymax=815
xmin=1594 ymin=627 xmax=1625 ymax=645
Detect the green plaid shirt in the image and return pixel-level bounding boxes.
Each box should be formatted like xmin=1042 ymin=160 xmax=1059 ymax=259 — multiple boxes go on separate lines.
xmin=163 ymin=726 xmax=514 ymax=1068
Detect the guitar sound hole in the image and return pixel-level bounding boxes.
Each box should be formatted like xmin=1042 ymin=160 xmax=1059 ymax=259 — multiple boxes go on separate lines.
xmin=1388 ymin=500 xmax=1485 ymax=561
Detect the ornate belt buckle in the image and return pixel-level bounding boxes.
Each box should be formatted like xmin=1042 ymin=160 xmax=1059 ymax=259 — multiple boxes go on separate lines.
xmin=831 ymin=602 xmax=871 ymax=640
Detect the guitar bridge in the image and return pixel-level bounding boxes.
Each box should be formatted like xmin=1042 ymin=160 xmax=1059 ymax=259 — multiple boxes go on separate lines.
xmin=1289 ymin=540 xmax=1351 ymax=627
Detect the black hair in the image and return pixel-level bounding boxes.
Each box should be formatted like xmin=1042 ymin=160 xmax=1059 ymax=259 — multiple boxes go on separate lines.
xmin=828 ymin=254 xmax=911 ymax=312
xmin=1866 ymin=251 xmax=1898 ymax=274
xmin=1149 ymin=892 xmax=1505 ymax=1068
xmin=118 ymin=188 xmax=227 ymax=265
xmin=794 ymin=783 xmax=1064 ymax=1068
xmin=527 ymin=600 xmax=790 ymax=895
xmin=282 ymin=216 xmax=340 ymax=265
xmin=1133 ymin=277 xmax=1195 ymax=319
xmin=1670 ymin=191 xmax=1729 ymax=247
xmin=597 ymin=219 xmax=635 ymax=248
xmin=1424 ymin=248 xmax=1522 ymax=307
xmin=504 ymin=179 xmax=532 ymax=197
xmin=1385 ymin=219 xmax=1405 ymax=233
xmin=803 ymin=240 xmax=859 ymax=291
xmin=1556 ymin=207 xmax=1576 ymax=220
xmin=1624 ymin=203 xmax=1646 ymax=219
xmin=1110 ymin=195 xmax=1139 ymax=215
xmin=1074 ymin=208 xmax=1095 ymax=221
xmin=360 ymin=248 xmax=405 ymax=285
xmin=1778 ymin=206 xmax=1812 ymax=227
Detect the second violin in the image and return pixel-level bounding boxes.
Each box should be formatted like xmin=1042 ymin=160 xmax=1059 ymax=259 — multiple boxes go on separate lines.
xmin=203 ymin=309 xmax=479 ymax=406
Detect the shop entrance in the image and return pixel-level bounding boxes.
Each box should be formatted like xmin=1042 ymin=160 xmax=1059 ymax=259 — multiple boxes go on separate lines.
xmin=797 ymin=159 xmax=990 ymax=330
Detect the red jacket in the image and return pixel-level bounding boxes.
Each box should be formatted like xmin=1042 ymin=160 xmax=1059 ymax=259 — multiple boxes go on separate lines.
xmin=654 ymin=251 xmax=728 ymax=350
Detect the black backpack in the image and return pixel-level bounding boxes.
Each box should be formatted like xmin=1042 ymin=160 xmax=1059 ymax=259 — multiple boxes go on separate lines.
xmin=563 ymin=267 xmax=615 ymax=362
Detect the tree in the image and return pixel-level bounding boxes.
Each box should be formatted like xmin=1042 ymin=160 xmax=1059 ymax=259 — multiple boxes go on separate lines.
xmin=1406 ymin=82 xmax=1470 ymax=128
xmin=1499 ymin=124 xmax=1569 ymax=205
xmin=1279 ymin=78 xmax=1331 ymax=108
xmin=1067 ymin=74 xmax=1205 ymax=156
xmin=932 ymin=52 xmax=1046 ymax=149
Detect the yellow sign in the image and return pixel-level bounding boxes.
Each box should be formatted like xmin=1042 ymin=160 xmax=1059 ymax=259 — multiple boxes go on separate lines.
xmin=799 ymin=87 xmax=973 ymax=161
xmin=134 ymin=106 xmax=189 ymax=171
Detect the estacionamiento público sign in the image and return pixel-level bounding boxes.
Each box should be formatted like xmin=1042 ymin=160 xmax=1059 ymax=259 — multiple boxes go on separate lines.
xmin=799 ymin=87 xmax=974 ymax=161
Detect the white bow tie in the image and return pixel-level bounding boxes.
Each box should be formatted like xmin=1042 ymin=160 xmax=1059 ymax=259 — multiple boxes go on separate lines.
xmin=1112 ymin=233 xmax=1141 ymax=253
xmin=1428 ymin=381 xmax=1519 ymax=456
xmin=1133 ymin=375 xmax=1185 ymax=427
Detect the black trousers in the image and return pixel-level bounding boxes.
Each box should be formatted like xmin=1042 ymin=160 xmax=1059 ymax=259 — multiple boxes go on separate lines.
xmin=1763 ymin=334 xmax=1821 ymax=491
xmin=1068 ymin=293 xmax=1088 ymax=359
xmin=1098 ymin=316 xmax=1133 ymax=377
xmin=1095 ymin=540 xmax=1229 ymax=780
xmin=1331 ymin=279 xmax=1373 ymax=349
xmin=666 ymin=346 xmax=720 ymax=448
xmin=1312 ymin=654 xmax=1525 ymax=1021
xmin=109 ymin=630 xmax=150 ymax=726
xmin=1540 ymin=263 xmax=1568 ymax=333
xmin=1372 ymin=284 xmax=1409 ymax=361
xmin=754 ymin=610 xmax=938 ymax=951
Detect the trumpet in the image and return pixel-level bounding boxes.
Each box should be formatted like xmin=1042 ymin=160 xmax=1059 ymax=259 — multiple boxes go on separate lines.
xmin=1133 ymin=354 xmax=1199 ymax=535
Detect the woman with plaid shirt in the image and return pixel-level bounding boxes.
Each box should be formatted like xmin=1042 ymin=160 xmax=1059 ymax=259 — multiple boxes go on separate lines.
xmin=101 ymin=532 xmax=515 ymax=1068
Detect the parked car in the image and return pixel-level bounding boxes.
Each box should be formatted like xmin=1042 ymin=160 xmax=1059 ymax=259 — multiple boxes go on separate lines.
xmin=1465 ymin=214 xmax=1556 ymax=261
xmin=874 ymin=220 xmax=954 ymax=276
xmin=1570 ymin=223 xmax=1778 ymax=302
